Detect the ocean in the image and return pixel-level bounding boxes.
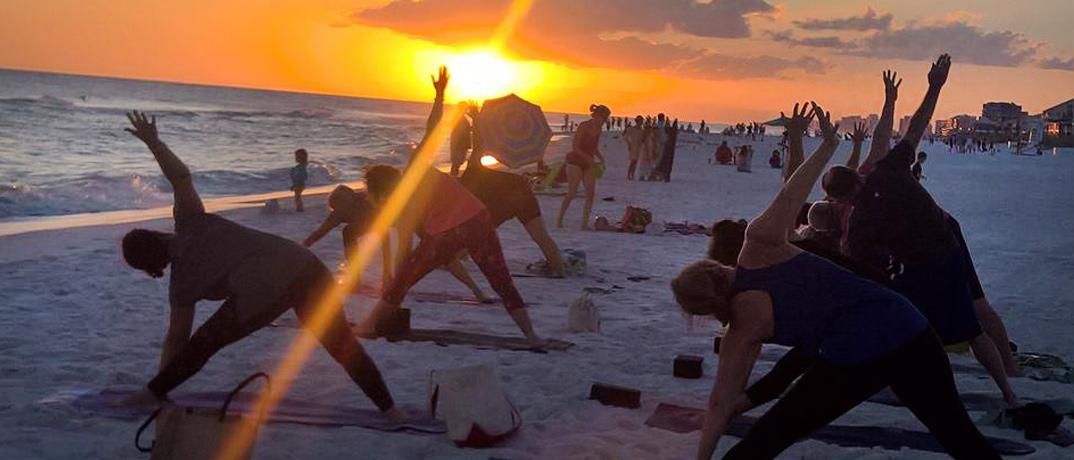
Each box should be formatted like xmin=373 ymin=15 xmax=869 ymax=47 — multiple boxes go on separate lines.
xmin=0 ymin=68 xmax=573 ymax=221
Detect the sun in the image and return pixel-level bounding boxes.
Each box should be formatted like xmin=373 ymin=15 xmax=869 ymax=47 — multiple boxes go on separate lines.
xmin=444 ymin=50 xmax=519 ymax=101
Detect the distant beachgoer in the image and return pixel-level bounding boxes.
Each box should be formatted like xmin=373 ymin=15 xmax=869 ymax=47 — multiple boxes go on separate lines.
xmin=715 ymin=141 xmax=733 ymax=165
xmin=557 ymin=104 xmax=610 ymax=230
xmin=291 ymin=148 xmax=308 ymax=212
xmin=672 ymin=102 xmax=1000 ymax=460
xmin=768 ymin=150 xmax=781 ymax=169
xmin=625 ymin=115 xmax=645 ymax=180
xmin=354 ymin=67 xmax=542 ymax=346
xmin=827 ymin=56 xmax=1018 ymax=407
xmin=652 ymin=120 xmax=679 ymax=181
xmin=912 ymin=151 xmax=927 ymax=181
xmin=112 ymin=111 xmax=403 ymax=424
xmin=735 ymin=145 xmax=752 ymax=173
xmin=638 ymin=121 xmax=658 ymax=178
xmin=450 ymin=102 xmax=472 ymax=176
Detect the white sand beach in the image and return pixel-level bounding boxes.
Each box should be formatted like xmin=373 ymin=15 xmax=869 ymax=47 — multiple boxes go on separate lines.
xmin=2 ymin=134 xmax=1072 ymax=459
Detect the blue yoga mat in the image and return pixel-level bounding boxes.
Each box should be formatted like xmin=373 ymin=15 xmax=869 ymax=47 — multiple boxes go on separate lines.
xmin=42 ymin=388 xmax=446 ymax=434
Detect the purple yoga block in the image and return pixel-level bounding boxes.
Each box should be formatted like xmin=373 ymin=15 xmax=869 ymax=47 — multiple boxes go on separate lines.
xmin=674 ymin=355 xmax=704 ymax=379
xmin=589 ymin=383 xmax=641 ymax=409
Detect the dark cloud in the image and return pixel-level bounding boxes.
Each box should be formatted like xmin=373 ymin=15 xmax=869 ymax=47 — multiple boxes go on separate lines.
xmin=850 ymin=21 xmax=1039 ymax=67
xmin=1039 ymin=57 xmax=1074 ymax=71
xmin=793 ymin=7 xmax=892 ymax=31
xmin=766 ymin=30 xmax=851 ymax=49
xmin=676 ymin=53 xmax=830 ymax=80
xmin=351 ymin=0 xmax=775 ymax=71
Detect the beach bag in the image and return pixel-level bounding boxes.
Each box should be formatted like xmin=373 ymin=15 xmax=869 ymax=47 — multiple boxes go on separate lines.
xmin=135 ymin=373 xmax=270 ymax=460
xmin=568 ymin=293 xmax=601 ymax=333
xmin=428 ymin=364 xmax=522 ymax=448
xmin=620 ymin=206 xmax=653 ymax=233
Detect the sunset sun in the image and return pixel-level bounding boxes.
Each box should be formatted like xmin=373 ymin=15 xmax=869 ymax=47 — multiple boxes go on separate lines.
xmin=444 ymin=50 xmax=520 ymax=101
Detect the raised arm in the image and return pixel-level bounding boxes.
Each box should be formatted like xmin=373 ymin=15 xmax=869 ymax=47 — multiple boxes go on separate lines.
xmin=903 ymin=54 xmax=950 ymax=151
xmin=845 ymin=122 xmax=868 ymax=170
xmin=860 ymin=70 xmax=901 ymax=173
xmin=125 ymin=111 xmax=204 ymax=217
xmin=412 ymin=66 xmax=450 ymax=161
xmin=780 ymin=102 xmax=813 ymax=182
xmin=749 ymin=103 xmax=839 ymax=246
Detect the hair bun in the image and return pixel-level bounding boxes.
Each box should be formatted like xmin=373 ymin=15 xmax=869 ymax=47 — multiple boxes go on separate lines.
xmin=589 ymin=104 xmax=598 ymax=112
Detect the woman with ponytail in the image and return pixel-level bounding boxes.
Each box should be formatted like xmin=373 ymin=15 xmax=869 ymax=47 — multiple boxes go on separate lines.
xmin=556 ymin=104 xmax=610 ymax=229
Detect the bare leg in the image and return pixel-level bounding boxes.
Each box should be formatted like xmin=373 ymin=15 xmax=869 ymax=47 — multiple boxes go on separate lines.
xmin=580 ymin=166 xmax=598 ymax=230
xmin=969 ymin=333 xmax=1019 ymax=406
xmin=974 ymin=297 xmax=1018 ymax=375
xmin=522 ymin=216 xmax=564 ymax=276
xmin=627 ymin=159 xmax=637 ymax=180
xmin=294 ymin=190 xmax=304 ymax=212
xmin=556 ymin=165 xmax=583 ymax=228
xmin=445 ymin=257 xmax=492 ymax=302
xmin=508 ymin=308 xmax=542 ymax=345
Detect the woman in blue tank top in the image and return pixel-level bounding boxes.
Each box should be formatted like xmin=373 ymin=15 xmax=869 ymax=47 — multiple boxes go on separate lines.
xmin=671 ymin=103 xmax=999 ymax=460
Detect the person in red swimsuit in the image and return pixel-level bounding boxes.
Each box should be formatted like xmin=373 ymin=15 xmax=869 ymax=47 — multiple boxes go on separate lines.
xmin=557 ymin=104 xmax=610 ymax=230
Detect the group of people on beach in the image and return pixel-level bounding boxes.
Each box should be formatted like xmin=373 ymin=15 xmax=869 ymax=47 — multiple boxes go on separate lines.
xmin=110 ymin=53 xmax=1025 ymax=459
xmin=623 ymin=113 xmax=680 ymax=182
xmin=673 ymin=54 xmax=1019 ymax=459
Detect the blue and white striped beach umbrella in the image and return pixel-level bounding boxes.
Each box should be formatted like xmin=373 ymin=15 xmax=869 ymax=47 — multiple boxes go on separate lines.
xmin=475 ymin=94 xmax=552 ymax=169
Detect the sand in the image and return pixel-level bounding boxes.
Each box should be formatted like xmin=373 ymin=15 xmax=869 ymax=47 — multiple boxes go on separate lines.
xmin=1 ymin=133 xmax=1072 ymax=459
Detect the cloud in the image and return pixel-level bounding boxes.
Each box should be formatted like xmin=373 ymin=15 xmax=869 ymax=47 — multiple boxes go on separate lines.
xmin=1039 ymin=57 xmax=1074 ymax=71
xmin=676 ymin=53 xmax=830 ymax=80
xmin=850 ymin=21 xmax=1039 ymax=67
xmin=766 ymin=30 xmax=851 ymax=49
xmin=793 ymin=7 xmax=892 ymax=31
xmin=351 ymin=0 xmax=776 ymax=71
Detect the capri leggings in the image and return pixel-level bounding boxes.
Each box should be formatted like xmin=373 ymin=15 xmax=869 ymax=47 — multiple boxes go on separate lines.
xmin=147 ymin=260 xmax=395 ymax=411
xmin=725 ymin=329 xmax=1000 ymax=460
xmin=382 ymin=210 xmax=525 ymax=311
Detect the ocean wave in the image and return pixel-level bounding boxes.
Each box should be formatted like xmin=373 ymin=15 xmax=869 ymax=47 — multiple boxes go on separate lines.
xmin=0 ymin=162 xmax=350 ymax=219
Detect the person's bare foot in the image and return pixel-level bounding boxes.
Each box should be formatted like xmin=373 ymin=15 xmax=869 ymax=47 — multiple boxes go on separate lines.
xmin=475 ymin=292 xmax=496 ymax=304
xmin=108 ymin=388 xmax=161 ymax=411
xmin=556 ymin=221 xmax=564 ymax=229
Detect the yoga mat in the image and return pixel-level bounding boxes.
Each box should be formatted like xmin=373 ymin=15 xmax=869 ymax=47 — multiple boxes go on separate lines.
xmin=644 ymin=403 xmax=1035 ymax=456
xmin=41 ymin=388 xmax=446 ymax=434
xmin=351 ymin=285 xmax=509 ymax=306
xmin=272 ymin=318 xmax=573 ymax=353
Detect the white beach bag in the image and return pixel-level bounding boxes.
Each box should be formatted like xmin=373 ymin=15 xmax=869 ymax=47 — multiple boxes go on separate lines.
xmin=135 ymin=373 xmax=270 ymax=460
xmin=568 ymin=293 xmax=601 ymax=333
xmin=428 ymin=364 xmax=522 ymax=447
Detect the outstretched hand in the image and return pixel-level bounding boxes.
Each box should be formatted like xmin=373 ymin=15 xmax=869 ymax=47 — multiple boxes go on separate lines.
xmin=928 ymin=54 xmax=951 ymax=88
xmin=883 ymin=70 xmax=902 ymax=102
xmin=812 ymin=102 xmax=838 ymax=143
xmin=851 ymin=122 xmax=868 ymax=143
xmin=431 ymin=65 xmax=450 ymax=97
xmin=125 ymin=110 xmax=159 ymax=145
xmin=782 ymin=101 xmax=814 ymax=137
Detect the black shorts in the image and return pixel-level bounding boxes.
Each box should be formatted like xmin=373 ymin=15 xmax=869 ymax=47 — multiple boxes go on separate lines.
xmin=894 ymin=246 xmax=982 ymax=345
xmin=947 ymin=216 xmax=985 ymax=300
xmin=461 ymin=169 xmax=542 ymax=227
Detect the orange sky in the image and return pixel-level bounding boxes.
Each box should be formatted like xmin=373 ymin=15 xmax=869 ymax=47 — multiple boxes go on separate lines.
xmin=2 ymin=0 xmax=1073 ymax=123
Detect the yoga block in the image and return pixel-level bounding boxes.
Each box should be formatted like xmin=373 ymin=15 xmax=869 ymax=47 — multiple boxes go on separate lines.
xmin=713 ymin=336 xmax=722 ymax=354
xmin=589 ymin=383 xmax=641 ymax=409
xmin=674 ymin=355 xmax=704 ymax=379
xmin=381 ymin=308 xmax=411 ymax=338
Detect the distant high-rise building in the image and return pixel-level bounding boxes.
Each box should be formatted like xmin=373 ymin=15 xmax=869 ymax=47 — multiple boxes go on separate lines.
xmin=897 ymin=115 xmax=912 ymax=136
xmin=839 ymin=115 xmax=864 ymax=134
xmin=866 ymin=114 xmax=879 ymax=130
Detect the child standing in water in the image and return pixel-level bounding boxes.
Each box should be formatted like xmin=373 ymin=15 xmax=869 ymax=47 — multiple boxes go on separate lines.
xmin=291 ymin=148 xmax=309 ymax=212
